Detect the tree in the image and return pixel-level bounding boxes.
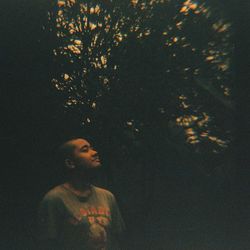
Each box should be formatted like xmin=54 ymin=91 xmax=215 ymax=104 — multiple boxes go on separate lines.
xmin=46 ymin=0 xmax=233 ymax=156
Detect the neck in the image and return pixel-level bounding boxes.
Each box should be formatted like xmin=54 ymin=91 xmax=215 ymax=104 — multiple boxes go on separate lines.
xmin=67 ymin=174 xmax=91 ymax=191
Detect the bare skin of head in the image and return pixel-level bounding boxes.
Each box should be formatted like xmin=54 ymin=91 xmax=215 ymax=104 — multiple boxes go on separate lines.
xmin=62 ymin=138 xmax=101 ymax=196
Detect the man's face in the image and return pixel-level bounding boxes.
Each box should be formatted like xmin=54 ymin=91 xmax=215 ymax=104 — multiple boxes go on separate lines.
xmin=68 ymin=138 xmax=101 ymax=170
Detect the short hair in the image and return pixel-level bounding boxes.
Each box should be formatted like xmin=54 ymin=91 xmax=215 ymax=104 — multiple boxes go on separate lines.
xmin=58 ymin=141 xmax=76 ymax=162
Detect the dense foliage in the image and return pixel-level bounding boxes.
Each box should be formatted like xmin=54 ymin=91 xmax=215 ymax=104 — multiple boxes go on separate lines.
xmin=47 ymin=0 xmax=234 ymax=155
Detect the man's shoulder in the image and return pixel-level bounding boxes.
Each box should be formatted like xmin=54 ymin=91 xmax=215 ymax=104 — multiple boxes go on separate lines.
xmin=42 ymin=184 xmax=66 ymax=202
xmin=92 ymin=185 xmax=115 ymax=198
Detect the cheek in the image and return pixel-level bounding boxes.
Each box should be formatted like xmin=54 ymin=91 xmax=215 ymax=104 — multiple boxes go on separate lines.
xmin=75 ymin=155 xmax=91 ymax=167
xmin=80 ymin=158 xmax=100 ymax=169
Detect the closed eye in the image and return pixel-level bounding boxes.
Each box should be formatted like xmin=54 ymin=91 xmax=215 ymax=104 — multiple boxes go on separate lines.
xmin=80 ymin=146 xmax=89 ymax=152
xmin=79 ymin=145 xmax=94 ymax=152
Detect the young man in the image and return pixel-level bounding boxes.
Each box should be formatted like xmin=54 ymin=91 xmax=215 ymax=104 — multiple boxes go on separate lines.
xmin=38 ymin=137 xmax=125 ymax=250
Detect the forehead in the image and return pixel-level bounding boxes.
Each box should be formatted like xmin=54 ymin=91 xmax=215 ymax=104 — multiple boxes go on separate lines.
xmin=68 ymin=138 xmax=90 ymax=149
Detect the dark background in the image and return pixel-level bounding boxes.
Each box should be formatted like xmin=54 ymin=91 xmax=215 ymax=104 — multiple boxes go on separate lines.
xmin=1 ymin=1 xmax=250 ymax=249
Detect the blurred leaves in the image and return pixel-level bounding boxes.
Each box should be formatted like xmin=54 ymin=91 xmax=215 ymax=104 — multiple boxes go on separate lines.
xmin=46 ymin=0 xmax=234 ymax=154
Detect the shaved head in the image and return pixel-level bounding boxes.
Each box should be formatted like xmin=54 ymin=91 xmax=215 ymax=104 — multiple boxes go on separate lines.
xmin=58 ymin=139 xmax=78 ymax=161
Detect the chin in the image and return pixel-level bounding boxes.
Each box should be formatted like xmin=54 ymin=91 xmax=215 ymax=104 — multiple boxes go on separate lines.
xmin=89 ymin=161 xmax=101 ymax=169
xmin=94 ymin=162 xmax=102 ymax=168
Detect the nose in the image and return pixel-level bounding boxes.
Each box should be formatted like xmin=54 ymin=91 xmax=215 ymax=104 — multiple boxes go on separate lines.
xmin=91 ymin=148 xmax=98 ymax=155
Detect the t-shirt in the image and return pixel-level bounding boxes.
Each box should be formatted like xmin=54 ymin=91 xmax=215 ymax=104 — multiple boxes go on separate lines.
xmin=38 ymin=184 xmax=125 ymax=250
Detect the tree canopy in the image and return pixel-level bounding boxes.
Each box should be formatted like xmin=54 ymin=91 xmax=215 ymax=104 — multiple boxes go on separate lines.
xmin=46 ymin=0 xmax=234 ymax=155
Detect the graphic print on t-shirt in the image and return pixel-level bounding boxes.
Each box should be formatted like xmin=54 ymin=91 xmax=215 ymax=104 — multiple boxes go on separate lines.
xmin=68 ymin=206 xmax=111 ymax=249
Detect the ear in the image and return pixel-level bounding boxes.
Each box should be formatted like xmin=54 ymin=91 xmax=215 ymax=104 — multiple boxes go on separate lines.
xmin=65 ymin=159 xmax=75 ymax=170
